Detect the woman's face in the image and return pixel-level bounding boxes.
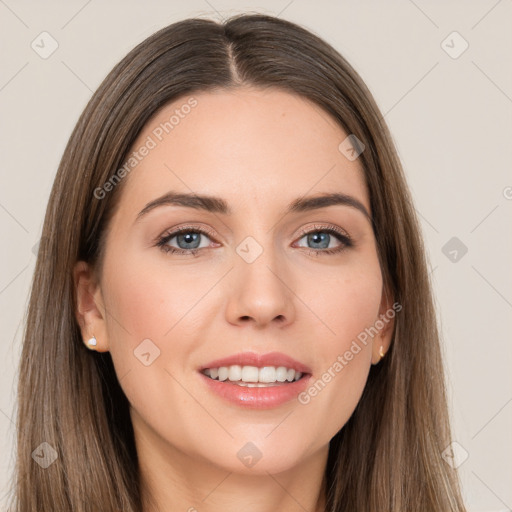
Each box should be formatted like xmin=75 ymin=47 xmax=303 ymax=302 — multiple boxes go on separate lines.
xmin=77 ymin=86 xmax=393 ymax=477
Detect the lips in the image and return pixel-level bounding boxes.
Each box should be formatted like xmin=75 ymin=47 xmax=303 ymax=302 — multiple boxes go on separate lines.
xmin=198 ymin=351 xmax=312 ymax=374
xmin=199 ymin=370 xmax=312 ymax=409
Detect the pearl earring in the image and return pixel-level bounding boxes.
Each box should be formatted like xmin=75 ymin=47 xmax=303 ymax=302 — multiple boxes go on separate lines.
xmin=87 ymin=335 xmax=97 ymax=349
xmin=379 ymin=345 xmax=385 ymax=359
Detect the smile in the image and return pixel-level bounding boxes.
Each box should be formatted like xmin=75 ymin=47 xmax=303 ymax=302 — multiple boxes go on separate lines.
xmin=201 ymin=365 xmax=304 ymax=385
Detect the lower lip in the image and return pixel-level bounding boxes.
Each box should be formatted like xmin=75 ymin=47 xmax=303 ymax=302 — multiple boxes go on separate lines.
xmin=198 ymin=372 xmax=312 ymax=409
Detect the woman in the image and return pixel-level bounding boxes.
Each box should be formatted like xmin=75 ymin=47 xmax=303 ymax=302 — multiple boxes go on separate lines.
xmin=8 ymin=13 xmax=467 ymax=512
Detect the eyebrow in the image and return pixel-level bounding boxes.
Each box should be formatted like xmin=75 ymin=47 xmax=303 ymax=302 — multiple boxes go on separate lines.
xmin=136 ymin=191 xmax=372 ymax=223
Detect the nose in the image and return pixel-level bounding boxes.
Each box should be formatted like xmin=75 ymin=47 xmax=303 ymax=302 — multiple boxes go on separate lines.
xmin=225 ymin=242 xmax=296 ymax=329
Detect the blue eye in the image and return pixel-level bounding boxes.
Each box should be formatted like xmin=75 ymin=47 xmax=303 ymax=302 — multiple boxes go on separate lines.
xmin=294 ymin=226 xmax=353 ymax=256
xmin=156 ymin=224 xmax=353 ymax=257
xmin=156 ymin=226 xmax=214 ymax=256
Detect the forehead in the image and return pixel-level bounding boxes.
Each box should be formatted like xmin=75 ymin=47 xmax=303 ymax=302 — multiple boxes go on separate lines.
xmin=115 ymin=87 xmax=369 ymax=219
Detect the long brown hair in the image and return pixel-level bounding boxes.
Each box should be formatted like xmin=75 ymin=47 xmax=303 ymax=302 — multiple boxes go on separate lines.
xmin=7 ymin=13 xmax=467 ymax=511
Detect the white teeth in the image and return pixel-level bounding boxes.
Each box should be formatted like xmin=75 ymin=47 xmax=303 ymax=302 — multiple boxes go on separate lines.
xmin=241 ymin=366 xmax=259 ymax=382
xmin=202 ymin=365 xmax=304 ymax=383
xmin=275 ymin=367 xmax=287 ymax=382
xmin=235 ymin=381 xmax=286 ymax=387
xmin=259 ymin=366 xmax=276 ymax=383
xmin=228 ymin=365 xmax=242 ymax=381
xmin=287 ymin=368 xmax=297 ymax=382
xmin=217 ymin=367 xmax=229 ymax=381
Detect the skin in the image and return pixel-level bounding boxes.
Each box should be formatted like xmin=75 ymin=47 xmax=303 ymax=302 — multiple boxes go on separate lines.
xmin=74 ymin=86 xmax=394 ymax=512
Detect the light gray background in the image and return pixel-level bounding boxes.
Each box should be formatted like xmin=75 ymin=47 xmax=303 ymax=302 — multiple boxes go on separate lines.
xmin=1 ymin=1 xmax=511 ymax=510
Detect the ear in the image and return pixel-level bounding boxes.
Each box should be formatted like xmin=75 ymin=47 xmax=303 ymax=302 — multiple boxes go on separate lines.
xmin=73 ymin=261 xmax=109 ymax=352
xmin=371 ymin=285 xmax=396 ymax=365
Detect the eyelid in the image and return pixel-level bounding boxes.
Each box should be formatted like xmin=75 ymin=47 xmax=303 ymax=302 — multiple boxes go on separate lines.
xmin=155 ymin=223 xmax=219 ymax=244
xmin=294 ymin=222 xmax=350 ymax=240
xmin=157 ymin=222 xmax=350 ymax=245
xmin=156 ymin=222 xmax=353 ymax=257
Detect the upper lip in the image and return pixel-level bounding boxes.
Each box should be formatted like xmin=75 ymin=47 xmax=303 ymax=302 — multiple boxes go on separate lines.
xmin=199 ymin=351 xmax=312 ymax=374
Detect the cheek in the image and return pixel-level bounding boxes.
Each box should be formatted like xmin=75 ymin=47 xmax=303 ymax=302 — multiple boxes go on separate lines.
xmin=98 ymin=245 xmax=207 ymax=407
xmin=102 ymin=249 xmax=207 ymax=340
xmin=301 ymin=259 xmax=383 ymax=348
xmin=99 ymin=249 xmax=207 ymax=435
xmin=293 ymin=260 xmax=382 ymax=438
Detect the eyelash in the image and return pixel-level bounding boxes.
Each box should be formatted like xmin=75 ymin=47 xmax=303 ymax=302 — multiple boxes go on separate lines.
xmin=156 ymin=223 xmax=353 ymax=258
